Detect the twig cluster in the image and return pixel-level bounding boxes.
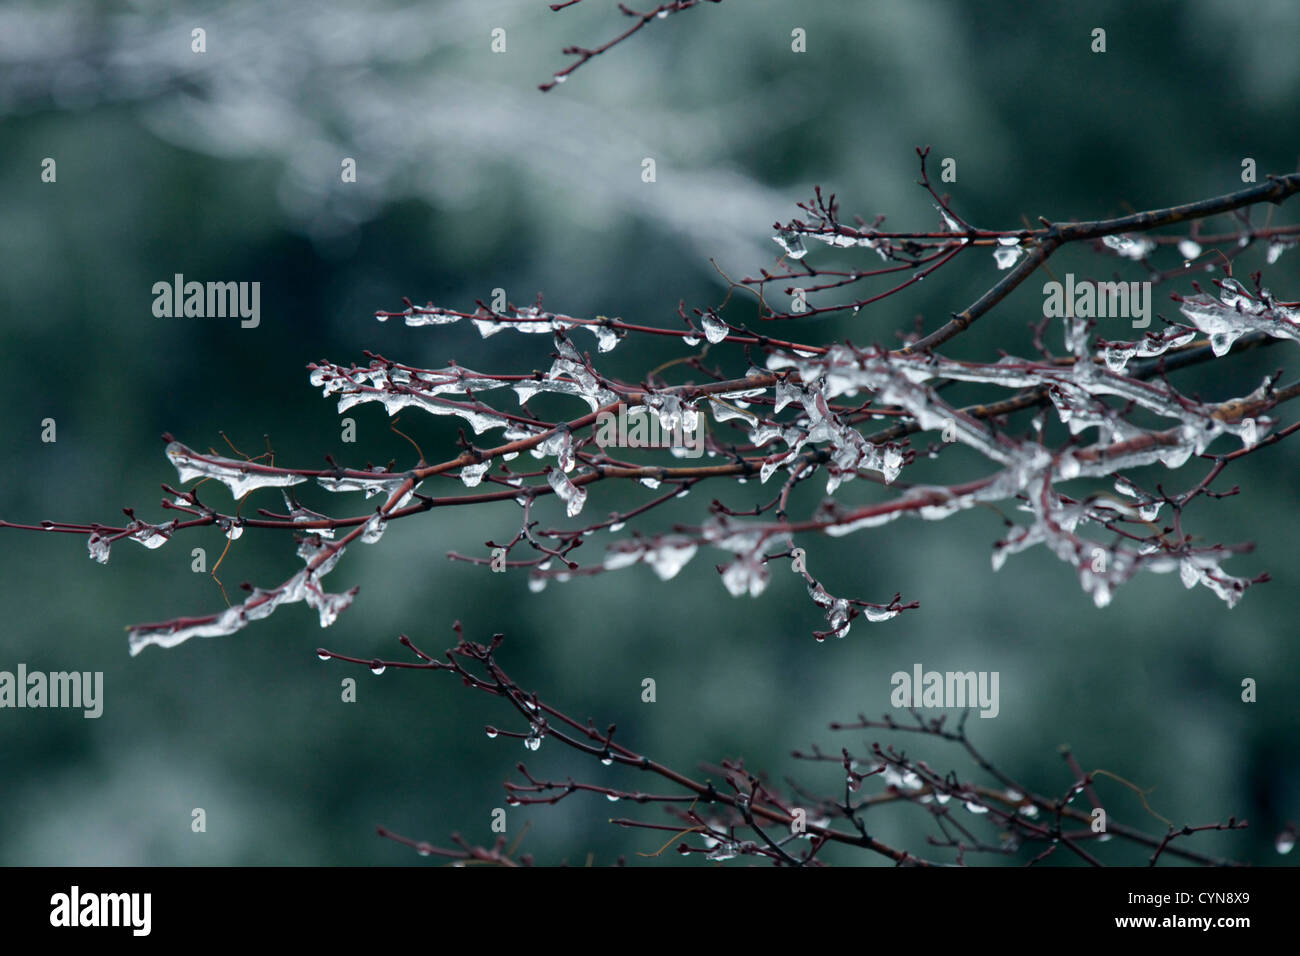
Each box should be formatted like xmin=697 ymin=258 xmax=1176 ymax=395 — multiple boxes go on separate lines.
xmin=319 ymin=628 xmax=1250 ymax=866
xmin=539 ymin=1 xmax=727 ymax=92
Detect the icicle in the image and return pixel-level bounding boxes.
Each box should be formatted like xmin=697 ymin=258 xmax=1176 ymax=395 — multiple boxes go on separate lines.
xmin=547 ymin=467 xmax=587 ymax=517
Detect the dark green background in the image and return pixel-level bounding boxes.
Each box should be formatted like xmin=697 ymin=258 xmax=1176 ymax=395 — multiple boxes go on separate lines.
xmin=0 ymin=0 xmax=1296 ymax=865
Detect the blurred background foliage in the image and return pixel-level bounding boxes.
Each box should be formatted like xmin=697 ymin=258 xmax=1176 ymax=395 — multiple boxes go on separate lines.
xmin=0 ymin=0 xmax=1297 ymax=865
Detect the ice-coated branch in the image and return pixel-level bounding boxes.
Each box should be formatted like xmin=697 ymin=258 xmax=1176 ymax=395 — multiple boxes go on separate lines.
xmin=4 ymin=159 xmax=1300 ymax=650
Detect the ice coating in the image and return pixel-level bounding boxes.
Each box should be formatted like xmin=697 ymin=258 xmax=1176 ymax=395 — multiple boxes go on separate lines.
xmin=458 ymin=460 xmax=491 ymax=487
xmin=598 ymin=535 xmax=698 ymax=580
xmin=536 ymin=429 xmax=575 ymax=473
xmin=166 ymin=441 xmax=307 ymax=499
xmin=127 ymin=572 xmax=359 ymax=655
xmin=128 ymin=528 xmax=359 ymax=655
xmin=1177 ymin=280 xmax=1300 ymax=356
xmin=1100 ymin=326 xmax=1197 ymax=373
xmin=143 ymin=265 xmax=1285 ymax=653
xmin=772 ymin=229 xmax=808 ymax=259
xmin=382 ymin=303 xmax=619 ymax=352
xmin=757 ymin=340 xmax=1266 ymax=608
xmin=316 ymin=469 xmax=414 ymax=501
xmin=129 ymin=538 xmax=356 ymax=656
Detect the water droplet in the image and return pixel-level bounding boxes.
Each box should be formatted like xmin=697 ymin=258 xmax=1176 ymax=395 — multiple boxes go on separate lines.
xmin=606 ymin=793 xmax=620 ymax=802
xmin=1219 ymin=276 xmax=1248 ymax=308
xmin=1102 ymin=234 xmax=1156 ymax=260
xmin=993 ymin=246 xmax=1022 ymax=270
xmin=416 ymin=843 xmax=433 ymax=857
xmin=316 ymin=651 xmax=330 ymax=661
xmin=87 ymin=533 xmax=112 ymax=564
xmin=600 ymin=755 xmax=614 ymax=766
xmin=360 ymin=512 xmax=388 ymax=544
xmin=1277 ymin=831 xmax=1296 ymax=855
xmin=370 ymin=661 xmax=386 ymax=676
xmin=485 ymin=728 xmax=499 ymax=739
xmin=701 ymin=312 xmax=728 ymax=344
